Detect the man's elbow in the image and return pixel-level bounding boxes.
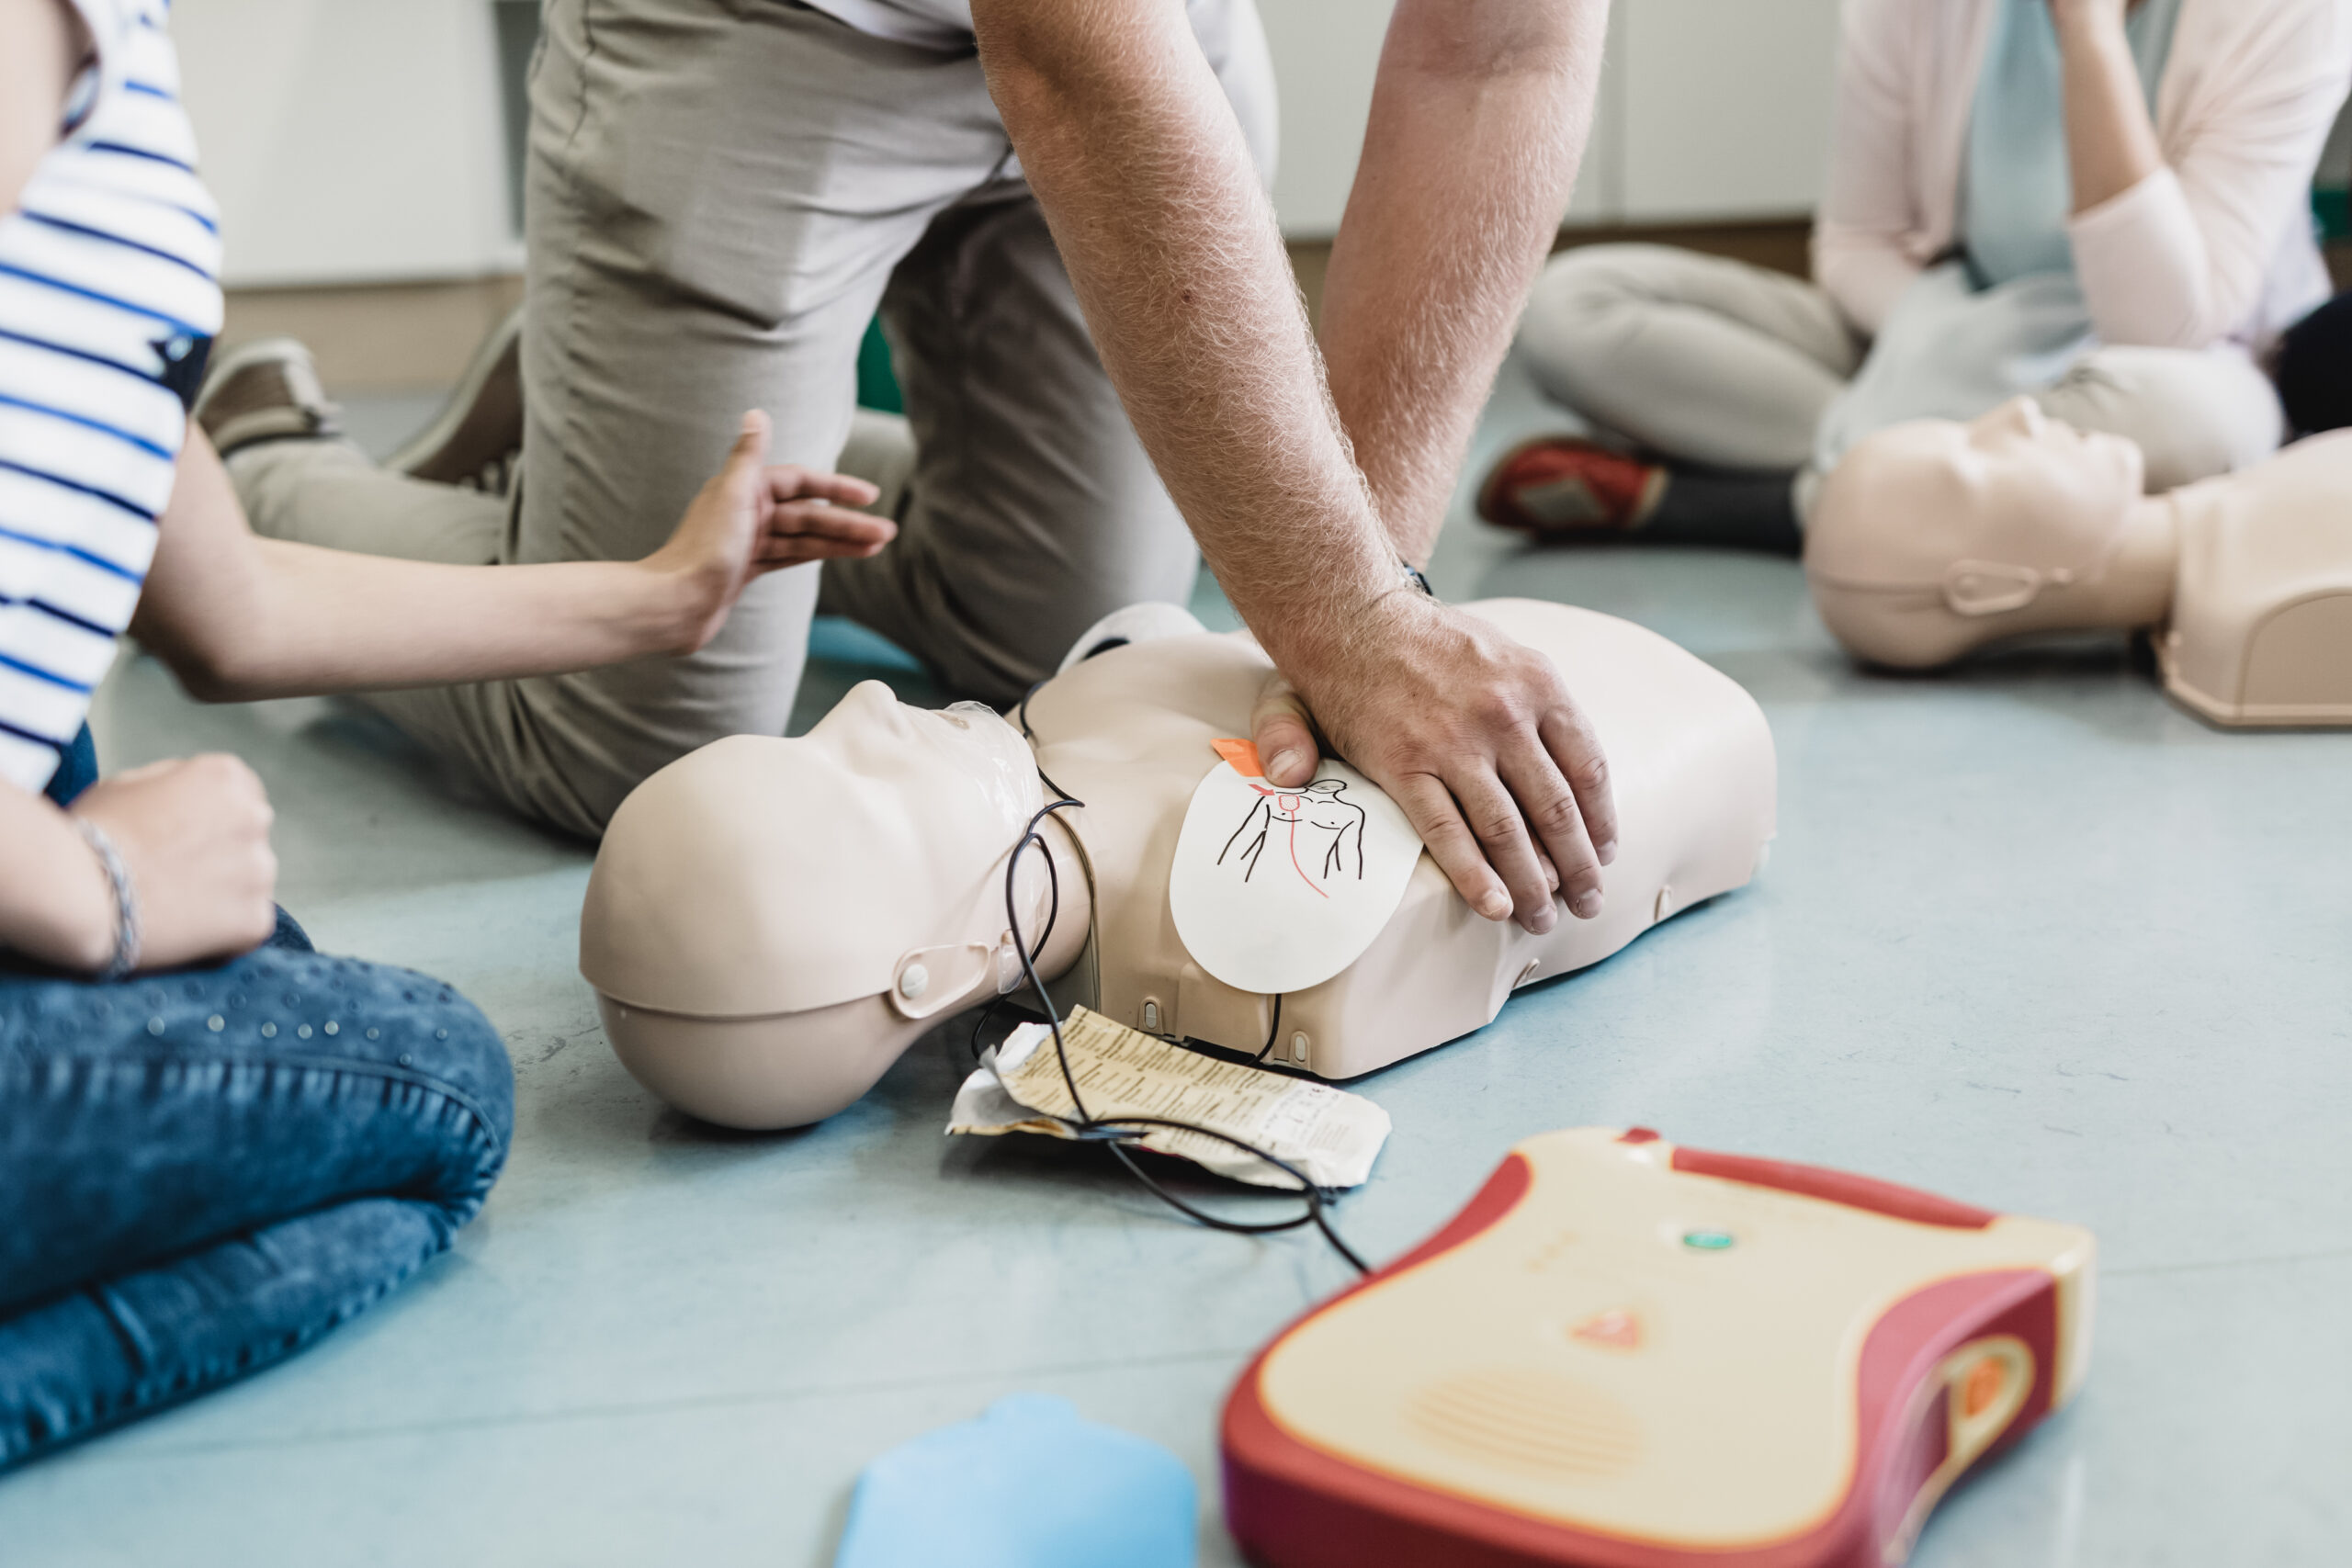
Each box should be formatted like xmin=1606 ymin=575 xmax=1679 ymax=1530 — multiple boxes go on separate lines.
xmin=1381 ymin=0 xmax=1596 ymax=85
xmin=969 ymin=0 xmax=1104 ymax=107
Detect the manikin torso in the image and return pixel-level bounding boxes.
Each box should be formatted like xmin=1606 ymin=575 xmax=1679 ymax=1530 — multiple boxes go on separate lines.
xmin=1027 ymin=599 xmax=1774 ymax=1086
xmin=1806 ymin=402 xmax=2352 ymax=728
xmin=582 ymin=600 xmax=1777 ymax=1130
xmin=2160 ymin=433 xmax=2352 ymax=726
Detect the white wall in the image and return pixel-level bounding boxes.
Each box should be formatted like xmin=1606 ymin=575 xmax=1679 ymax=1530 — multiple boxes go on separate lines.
xmin=177 ymin=0 xmax=1842 ymax=286
xmin=1261 ymin=0 xmax=1841 ymax=238
xmin=175 ymin=0 xmax=514 ymax=288
xmin=1618 ymin=0 xmax=1842 ymax=220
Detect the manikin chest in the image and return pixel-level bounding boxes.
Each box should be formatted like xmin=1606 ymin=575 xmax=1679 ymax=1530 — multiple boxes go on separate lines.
xmin=1027 ymin=603 xmax=1777 ymax=1079
xmin=2159 ymin=432 xmax=2352 ymax=728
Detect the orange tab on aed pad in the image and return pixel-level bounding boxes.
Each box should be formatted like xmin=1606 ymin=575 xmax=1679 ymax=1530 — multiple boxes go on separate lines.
xmin=1570 ymin=1308 xmax=1644 ymax=1350
xmin=1211 ymin=738 xmax=1266 ymax=779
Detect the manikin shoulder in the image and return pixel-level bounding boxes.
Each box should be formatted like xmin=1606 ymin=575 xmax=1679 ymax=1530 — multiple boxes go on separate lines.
xmin=2177 ymin=431 xmax=2352 ymax=548
xmin=2172 ymin=430 xmax=2352 ymax=607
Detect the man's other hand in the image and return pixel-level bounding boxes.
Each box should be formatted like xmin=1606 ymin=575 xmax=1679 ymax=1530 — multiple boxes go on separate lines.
xmin=1256 ymin=598 xmax=1618 ymax=934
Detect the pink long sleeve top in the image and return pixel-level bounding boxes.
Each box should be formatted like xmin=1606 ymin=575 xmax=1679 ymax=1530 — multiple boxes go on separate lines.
xmin=1813 ymin=0 xmax=2352 ymax=351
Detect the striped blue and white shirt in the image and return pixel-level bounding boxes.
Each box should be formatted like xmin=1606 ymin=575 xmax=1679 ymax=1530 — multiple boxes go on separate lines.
xmin=0 ymin=0 xmax=221 ymax=793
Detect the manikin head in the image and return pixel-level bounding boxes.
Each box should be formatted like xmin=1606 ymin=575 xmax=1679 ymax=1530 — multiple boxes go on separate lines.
xmin=1806 ymin=399 xmax=2150 ymax=668
xmin=580 ymin=682 xmax=1057 ymax=1129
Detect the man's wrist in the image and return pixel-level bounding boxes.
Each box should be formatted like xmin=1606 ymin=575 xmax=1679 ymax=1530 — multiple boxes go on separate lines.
xmin=1253 ymin=563 xmax=1440 ymax=694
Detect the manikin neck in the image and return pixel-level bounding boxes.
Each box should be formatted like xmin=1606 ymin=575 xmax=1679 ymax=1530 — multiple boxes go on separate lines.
xmin=2074 ymin=493 xmax=2180 ymax=629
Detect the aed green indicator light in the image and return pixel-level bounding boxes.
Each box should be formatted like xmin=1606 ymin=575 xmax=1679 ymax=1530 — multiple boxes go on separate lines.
xmin=1682 ymin=1229 xmax=1736 ymax=1252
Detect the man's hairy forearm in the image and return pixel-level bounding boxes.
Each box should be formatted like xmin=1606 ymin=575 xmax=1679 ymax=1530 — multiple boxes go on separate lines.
xmin=1320 ymin=0 xmax=1608 ymax=566
xmin=972 ymin=0 xmax=1399 ymax=671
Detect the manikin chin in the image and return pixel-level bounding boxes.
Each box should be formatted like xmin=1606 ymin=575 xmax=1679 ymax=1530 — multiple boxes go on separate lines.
xmin=580 ymin=601 xmax=1779 ymax=1131
xmin=1806 ymin=397 xmax=2352 ymax=727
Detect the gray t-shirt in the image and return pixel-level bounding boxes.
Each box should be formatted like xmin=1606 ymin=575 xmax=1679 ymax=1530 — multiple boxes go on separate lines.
xmin=803 ymin=0 xmax=975 ymax=49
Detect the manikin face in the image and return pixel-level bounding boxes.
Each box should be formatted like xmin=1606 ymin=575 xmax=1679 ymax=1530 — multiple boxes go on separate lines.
xmin=1902 ymin=397 xmax=2143 ymax=539
xmin=1805 ymin=400 xmax=2147 ymax=665
xmin=580 ymin=682 xmax=1044 ymax=1021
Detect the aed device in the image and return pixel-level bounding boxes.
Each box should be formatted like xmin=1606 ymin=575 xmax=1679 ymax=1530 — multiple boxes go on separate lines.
xmin=1223 ymin=1128 xmax=2095 ymax=1568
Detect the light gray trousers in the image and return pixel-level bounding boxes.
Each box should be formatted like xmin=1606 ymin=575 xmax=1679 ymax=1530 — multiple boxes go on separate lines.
xmin=1519 ymin=243 xmax=2284 ymax=494
xmin=232 ymin=0 xmax=1274 ymax=839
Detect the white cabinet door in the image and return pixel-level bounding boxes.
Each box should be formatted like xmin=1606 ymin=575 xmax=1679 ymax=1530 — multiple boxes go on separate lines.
xmin=1260 ymin=0 xmax=1394 ymax=237
xmin=1260 ymin=0 xmax=1624 ymax=237
xmin=1618 ymin=0 xmax=1843 ymax=221
xmin=175 ymin=0 xmax=514 ymax=288
xmin=1261 ymin=0 xmax=1840 ymax=238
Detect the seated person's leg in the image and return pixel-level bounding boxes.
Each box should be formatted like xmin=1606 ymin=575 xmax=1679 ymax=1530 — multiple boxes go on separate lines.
xmin=0 ymin=941 xmax=512 ymax=1468
xmin=1483 ymin=245 xmax=1858 ymax=550
xmin=1516 ymin=243 xmax=1862 ymax=471
xmin=2041 ymin=345 xmax=2285 ymax=494
xmin=820 ymin=194 xmax=1202 ymax=705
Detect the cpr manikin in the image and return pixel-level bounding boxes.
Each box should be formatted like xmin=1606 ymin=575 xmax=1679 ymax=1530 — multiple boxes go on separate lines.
xmin=1808 ymin=399 xmax=2352 ymax=727
xmin=580 ymin=601 xmax=1777 ymax=1130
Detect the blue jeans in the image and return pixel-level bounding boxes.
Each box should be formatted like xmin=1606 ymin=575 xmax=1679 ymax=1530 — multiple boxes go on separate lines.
xmin=0 ymin=902 xmax=514 ymax=1469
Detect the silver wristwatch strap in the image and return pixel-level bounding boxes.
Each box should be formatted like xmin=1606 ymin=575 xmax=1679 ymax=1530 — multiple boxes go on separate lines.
xmin=73 ymin=818 xmax=141 ymax=982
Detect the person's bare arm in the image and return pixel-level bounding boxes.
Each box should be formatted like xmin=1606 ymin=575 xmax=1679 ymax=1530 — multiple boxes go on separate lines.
xmin=2 ymin=757 xmax=281 ymax=974
xmin=133 ymin=416 xmax=887 ymax=701
xmin=972 ymin=0 xmax=1617 ymax=933
xmin=2053 ymin=0 xmax=2162 ymax=214
xmin=1318 ymin=0 xmax=1605 ymax=567
xmin=0 ymin=780 xmax=121 ymax=971
xmin=1 ymin=0 xmax=82 ymax=211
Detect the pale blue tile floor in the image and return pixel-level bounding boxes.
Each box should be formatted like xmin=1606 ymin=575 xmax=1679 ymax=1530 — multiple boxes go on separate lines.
xmin=4 ymin=361 xmax=2346 ymax=1564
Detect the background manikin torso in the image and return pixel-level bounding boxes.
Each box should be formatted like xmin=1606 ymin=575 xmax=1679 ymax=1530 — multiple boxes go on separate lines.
xmin=582 ymin=600 xmax=1777 ymax=1128
xmin=2160 ymin=430 xmax=2352 ymax=726
xmin=1805 ymin=409 xmax=2352 ymax=727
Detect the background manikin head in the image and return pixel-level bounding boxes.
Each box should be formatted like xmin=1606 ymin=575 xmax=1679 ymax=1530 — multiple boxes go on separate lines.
xmin=579 ymin=682 xmax=1049 ymax=1128
xmin=1806 ymin=399 xmax=2149 ymax=668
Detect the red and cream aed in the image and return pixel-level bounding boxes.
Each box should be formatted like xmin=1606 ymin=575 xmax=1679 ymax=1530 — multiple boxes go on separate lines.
xmin=1223 ymin=1127 xmax=2095 ymax=1568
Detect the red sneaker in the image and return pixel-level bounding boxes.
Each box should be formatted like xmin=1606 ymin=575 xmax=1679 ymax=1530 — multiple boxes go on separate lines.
xmin=1476 ymin=437 xmax=1668 ymax=535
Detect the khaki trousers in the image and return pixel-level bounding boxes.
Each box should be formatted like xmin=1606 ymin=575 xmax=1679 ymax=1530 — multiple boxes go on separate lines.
xmin=232 ymin=0 xmax=1274 ymax=839
xmin=1519 ymin=243 xmax=2284 ymax=494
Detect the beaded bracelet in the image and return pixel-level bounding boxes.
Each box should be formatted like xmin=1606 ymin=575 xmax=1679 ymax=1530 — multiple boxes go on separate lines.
xmin=73 ymin=818 xmax=141 ymax=982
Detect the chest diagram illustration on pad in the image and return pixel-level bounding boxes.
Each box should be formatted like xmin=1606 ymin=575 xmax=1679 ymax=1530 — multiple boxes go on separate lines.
xmin=1220 ymin=775 xmax=1366 ymax=897
xmin=1169 ymin=740 xmax=1425 ymax=996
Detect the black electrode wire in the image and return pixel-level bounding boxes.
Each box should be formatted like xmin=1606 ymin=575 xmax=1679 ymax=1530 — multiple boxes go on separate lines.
xmin=995 ymin=794 xmax=1370 ymax=1275
xmin=1013 ymin=680 xmax=1078 ymax=804
xmin=1254 ymin=993 xmax=1284 ymax=1063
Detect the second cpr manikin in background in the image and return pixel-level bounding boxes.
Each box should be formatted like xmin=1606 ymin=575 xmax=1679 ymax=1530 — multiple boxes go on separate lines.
xmin=1807 ymin=398 xmax=2352 ymax=727
xmin=579 ymin=602 xmax=1777 ymax=1130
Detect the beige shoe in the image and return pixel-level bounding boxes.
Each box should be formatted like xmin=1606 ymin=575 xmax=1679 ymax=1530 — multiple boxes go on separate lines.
xmin=194 ymin=338 xmax=344 ymax=458
xmin=388 ymin=305 xmax=523 ymax=493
